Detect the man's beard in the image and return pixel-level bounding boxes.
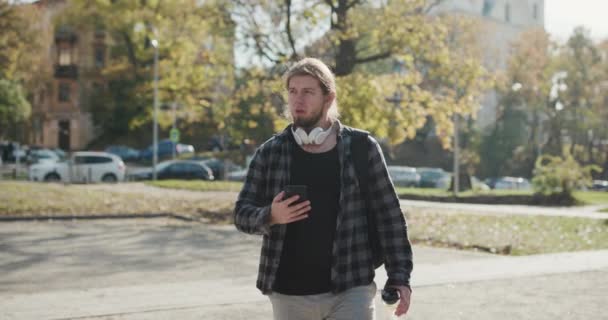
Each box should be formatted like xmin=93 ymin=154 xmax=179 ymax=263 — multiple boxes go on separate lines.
xmin=293 ymin=107 xmax=324 ymax=131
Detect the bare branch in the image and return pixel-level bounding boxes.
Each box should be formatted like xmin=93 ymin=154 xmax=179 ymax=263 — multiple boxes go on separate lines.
xmin=423 ymin=0 xmax=444 ymax=14
xmin=285 ymin=0 xmax=299 ymax=60
xmin=354 ymin=51 xmax=393 ymax=64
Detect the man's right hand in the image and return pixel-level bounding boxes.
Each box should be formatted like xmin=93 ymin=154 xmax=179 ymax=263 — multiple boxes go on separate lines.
xmin=269 ymin=191 xmax=311 ymax=226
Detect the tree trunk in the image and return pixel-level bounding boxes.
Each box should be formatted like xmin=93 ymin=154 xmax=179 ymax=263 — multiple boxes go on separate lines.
xmin=331 ymin=0 xmax=357 ymax=76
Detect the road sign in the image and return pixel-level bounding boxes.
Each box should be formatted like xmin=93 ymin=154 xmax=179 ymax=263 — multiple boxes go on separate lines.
xmin=170 ymin=128 xmax=180 ymax=143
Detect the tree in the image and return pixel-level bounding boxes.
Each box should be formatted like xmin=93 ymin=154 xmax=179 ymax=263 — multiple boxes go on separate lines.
xmin=59 ymin=0 xmax=235 ymax=147
xmin=231 ymin=0 xmax=490 ymax=147
xmin=557 ymin=28 xmax=605 ymax=164
xmin=0 ymin=79 xmax=31 ymax=139
xmin=479 ymin=28 xmax=554 ymax=178
xmin=482 ymin=27 xmax=608 ymax=179
xmin=0 ymin=0 xmax=51 ymax=140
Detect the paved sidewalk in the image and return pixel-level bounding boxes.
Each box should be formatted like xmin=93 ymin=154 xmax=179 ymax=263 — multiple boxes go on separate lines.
xmin=2 ymin=250 xmax=607 ymax=319
xmin=1 ymin=220 xmax=607 ymax=320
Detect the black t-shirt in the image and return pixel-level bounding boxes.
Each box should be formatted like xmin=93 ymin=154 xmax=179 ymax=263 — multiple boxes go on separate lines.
xmin=273 ymin=144 xmax=340 ymax=295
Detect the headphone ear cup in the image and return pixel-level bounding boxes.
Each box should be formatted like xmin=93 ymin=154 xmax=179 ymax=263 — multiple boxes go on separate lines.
xmin=311 ymin=127 xmax=329 ymax=144
xmin=308 ymin=127 xmax=323 ymax=144
xmin=292 ymin=127 xmax=306 ymax=145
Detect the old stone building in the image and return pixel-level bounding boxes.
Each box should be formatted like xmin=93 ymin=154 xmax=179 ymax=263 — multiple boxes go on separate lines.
xmin=28 ymin=0 xmax=104 ymax=151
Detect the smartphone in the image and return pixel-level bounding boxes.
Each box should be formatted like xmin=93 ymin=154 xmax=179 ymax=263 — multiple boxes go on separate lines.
xmin=283 ymin=185 xmax=308 ymax=204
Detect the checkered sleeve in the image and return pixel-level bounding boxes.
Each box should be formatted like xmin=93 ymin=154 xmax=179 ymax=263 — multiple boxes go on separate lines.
xmin=367 ymin=136 xmax=413 ymax=287
xmin=234 ymin=146 xmax=272 ymax=236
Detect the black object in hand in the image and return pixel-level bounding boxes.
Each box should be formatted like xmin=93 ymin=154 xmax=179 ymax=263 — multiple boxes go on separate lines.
xmin=283 ymin=185 xmax=308 ymax=204
xmin=381 ymin=287 xmax=400 ymax=305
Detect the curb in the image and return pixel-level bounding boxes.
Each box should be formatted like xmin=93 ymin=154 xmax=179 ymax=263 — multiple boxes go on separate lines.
xmin=0 ymin=213 xmax=197 ymax=222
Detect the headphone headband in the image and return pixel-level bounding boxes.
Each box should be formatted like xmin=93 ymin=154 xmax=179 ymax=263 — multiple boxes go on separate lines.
xmin=291 ymin=126 xmax=333 ymax=145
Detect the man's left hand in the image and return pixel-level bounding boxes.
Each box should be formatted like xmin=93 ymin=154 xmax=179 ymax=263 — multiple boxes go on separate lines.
xmin=394 ymin=286 xmax=411 ymax=317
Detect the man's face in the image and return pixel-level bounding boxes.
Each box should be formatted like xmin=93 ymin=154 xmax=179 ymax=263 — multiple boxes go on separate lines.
xmin=287 ymin=75 xmax=332 ymax=129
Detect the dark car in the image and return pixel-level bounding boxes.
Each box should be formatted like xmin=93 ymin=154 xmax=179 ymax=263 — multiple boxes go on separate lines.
xmin=417 ymin=167 xmax=450 ymax=189
xmin=198 ymin=157 xmax=243 ymax=180
xmin=139 ymin=139 xmax=195 ymax=161
xmin=105 ymin=145 xmax=140 ymax=162
xmin=129 ymin=160 xmax=213 ymax=181
xmin=387 ymin=166 xmax=420 ymax=187
xmin=591 ymin=180 xmax=608 ymax=191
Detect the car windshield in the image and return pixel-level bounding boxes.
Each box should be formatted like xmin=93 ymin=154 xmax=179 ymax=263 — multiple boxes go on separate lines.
xmin=155 ymin=161 xmax=174 ymax=171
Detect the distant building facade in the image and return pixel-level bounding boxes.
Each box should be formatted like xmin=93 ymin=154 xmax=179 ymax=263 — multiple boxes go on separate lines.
xmin=29 ymin=0 xmax=103 ymax=151
xmin=431 ymin=0 xmax=545 ymax=129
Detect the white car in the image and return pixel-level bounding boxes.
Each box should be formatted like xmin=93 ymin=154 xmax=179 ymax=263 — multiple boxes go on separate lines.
xmin=29 ymin=151 xmax=126 ymax=183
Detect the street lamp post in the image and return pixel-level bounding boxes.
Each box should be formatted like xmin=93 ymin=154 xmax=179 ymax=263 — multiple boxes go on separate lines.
xmin=151 ymin=38 xmax=159 ymax=180
xmin=172 ymin=101 xmax=177 ymax=159
xmin=453 ymin=114 xmax=460 ymax=195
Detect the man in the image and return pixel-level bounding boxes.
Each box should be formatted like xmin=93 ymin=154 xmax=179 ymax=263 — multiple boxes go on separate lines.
xmin=234 ymin=57 xmax=413 ymax=319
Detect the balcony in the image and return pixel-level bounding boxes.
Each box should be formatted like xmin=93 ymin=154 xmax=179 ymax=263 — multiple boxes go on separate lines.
xmin=54 ymin=65 xmax=79 ymax=79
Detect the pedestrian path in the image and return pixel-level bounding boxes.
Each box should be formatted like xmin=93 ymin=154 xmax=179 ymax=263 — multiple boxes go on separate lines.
xmin=2 ymin=249 xmax=606 ymax=320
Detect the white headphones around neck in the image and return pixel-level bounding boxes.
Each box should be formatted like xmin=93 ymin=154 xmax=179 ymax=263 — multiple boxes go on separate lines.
xmin=291 ymin=126 xmax=332 ymax=145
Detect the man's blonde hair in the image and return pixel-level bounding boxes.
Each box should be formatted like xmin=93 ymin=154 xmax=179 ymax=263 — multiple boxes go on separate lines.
xmin=283 ymin=57 xmax=339 ymax=122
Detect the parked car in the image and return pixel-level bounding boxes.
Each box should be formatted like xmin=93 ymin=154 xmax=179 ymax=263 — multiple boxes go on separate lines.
xmin=492 ymin=176 xmax=532 ymax=190
xmin=139 ymin=139 xmax=195 ymax=160
xmin=417 ymin=167 xmax=450 ymax=189
xmin=591 ymin=180 xmax=608 ymax=191
xmin=471 ymin=176 xmax=491 ymax=191
xmin=26 ymin=148 xmax=61 ymax=165
xmin=198 ymin=157 xmax=243 ymax=180
xmin=226 ymin=168 xmax=248 ymax=181
xmin=129 ymin=160 xmax=214 ymax=181
xmin=0 ymin=142 xmax=27 ymax=162
xmin=387 ymin=166 xmax=420 ymax=187
xmin=105 ymin=145 xmax=140 ymax=162
xmin=28 ymin=151 xmax=126 ymax=183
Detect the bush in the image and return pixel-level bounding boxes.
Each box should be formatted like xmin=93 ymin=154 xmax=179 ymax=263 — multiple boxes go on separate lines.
xmin=532 ymin=149 xmax=600 ymax=195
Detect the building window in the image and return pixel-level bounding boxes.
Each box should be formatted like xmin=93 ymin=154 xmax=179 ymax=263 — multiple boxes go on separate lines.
xmin=94 ymin=47 xmax=105 ymax=68
xmin=505 ymin=3 xmax=511 ymax=23
xmin=58 ymin=82 xmax=71 ymax=102
xmin=533 ymin=3 xmax=539 ymax=20
xmin=59 ymin=47 xmax=72 ymax=66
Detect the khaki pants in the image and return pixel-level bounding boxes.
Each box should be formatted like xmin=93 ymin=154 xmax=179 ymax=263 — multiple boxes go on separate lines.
xmin=268 ymin=282 xmax=377 ymax=320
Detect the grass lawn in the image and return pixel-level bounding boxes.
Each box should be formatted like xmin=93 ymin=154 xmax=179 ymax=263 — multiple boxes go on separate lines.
xmin=0 ymin=181 xmax=232 ymax=223
xmin=2 ymin=181 xmax=606 ymax=256
xmin=407 ymin=210 xmax=608 ymax=255
xmin=573 ymin=191 xmax=608 ymax=205
xmin=146 ymin=180 xmax=243 ymax=192
xmin=396 ymin=187 xmax=608 ymax=206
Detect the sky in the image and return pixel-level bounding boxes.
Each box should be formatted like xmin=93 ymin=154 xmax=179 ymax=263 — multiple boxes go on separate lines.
xmin=545 ymin=0 xmax=608 ymax=41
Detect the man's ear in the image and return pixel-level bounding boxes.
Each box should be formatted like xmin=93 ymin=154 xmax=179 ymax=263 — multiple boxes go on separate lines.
xmin=325 ymin=92 xmax=335 ymax=107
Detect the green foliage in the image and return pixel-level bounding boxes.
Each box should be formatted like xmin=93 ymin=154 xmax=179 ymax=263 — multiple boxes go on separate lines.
xmin=0 ymin=79 xmax=31 ymax=138
xmin=59 ymin=0 xmax=235 ymax=144
xmin=233 ymin=0 xmax=491 ymax=147
xmin=478 ymin=98 xmax=529 ymax=178
xmin=532 ymin=149 xmax=600 ymax=195
xmin=0 ymin=1 xmax=50 ymax=139
xmin=227 ymin=68 xmax=284 ymax=146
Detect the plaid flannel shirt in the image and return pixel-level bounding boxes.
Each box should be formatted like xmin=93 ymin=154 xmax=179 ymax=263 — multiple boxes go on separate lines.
xmin=234 ymin=122 xmax=413 ymax=294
